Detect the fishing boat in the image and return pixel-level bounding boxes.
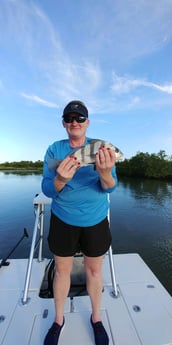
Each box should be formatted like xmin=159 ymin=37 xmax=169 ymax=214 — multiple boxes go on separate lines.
xmin=0 ymin=193 xmax=172 ymax=345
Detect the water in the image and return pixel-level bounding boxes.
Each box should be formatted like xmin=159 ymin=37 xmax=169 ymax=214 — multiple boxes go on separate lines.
xmin=110 ymin=178 xmax=172 ymax=295
xmin=0 ymin=172 xmax=172 ymax=295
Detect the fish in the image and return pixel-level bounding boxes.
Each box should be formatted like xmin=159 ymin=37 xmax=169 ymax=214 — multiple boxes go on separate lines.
xmin=48 ymin=139 xmax=123 ymax=171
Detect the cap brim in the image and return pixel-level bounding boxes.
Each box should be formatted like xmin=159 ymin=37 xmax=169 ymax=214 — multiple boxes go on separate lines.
xmin=63 ymin=109 xmax=88 ymax=117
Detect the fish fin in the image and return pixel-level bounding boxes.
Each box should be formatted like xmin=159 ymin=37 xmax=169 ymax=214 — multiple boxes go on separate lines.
xmin=88 ymin=139 xmax=100 ymax=144
xmin=48 ymin=158 xmax=61 ymax=171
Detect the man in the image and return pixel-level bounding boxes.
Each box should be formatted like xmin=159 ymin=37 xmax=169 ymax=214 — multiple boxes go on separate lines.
xmin=42 ymin=100 xmax=117 ymax=345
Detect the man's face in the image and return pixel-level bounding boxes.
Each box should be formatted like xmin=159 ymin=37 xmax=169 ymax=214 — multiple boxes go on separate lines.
xmin=62 ymin=113 xmax=90 ymax=139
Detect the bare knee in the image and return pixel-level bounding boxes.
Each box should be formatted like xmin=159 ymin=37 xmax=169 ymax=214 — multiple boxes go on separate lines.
xmin=85 ymin=266 xmax=100 ymax=279
xmin=54 ymin=256 xmax=73 ymax=278
xmin=84 ymin=256 xmax=103 ymax=279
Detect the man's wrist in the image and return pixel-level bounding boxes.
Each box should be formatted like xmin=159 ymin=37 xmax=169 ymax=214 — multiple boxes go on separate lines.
xmin=54 ymin=175 xmax=67 ymax=192
xmin=55 ymin=174 xmax=68 ymax=183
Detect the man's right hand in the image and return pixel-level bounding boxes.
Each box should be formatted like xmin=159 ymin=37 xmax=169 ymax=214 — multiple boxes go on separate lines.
xmin=54 ymin=156 xmax=80 ymax=191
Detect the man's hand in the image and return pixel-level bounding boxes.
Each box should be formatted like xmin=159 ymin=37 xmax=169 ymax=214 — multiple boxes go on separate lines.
xmin=95 ymin=147 xmax=116 ymax=189
xmin=54 ymin=156 xmax=80 ymax=191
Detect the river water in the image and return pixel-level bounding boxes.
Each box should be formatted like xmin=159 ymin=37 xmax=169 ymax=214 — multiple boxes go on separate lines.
xmin=0 ymin=171 xmax=172 ymax=295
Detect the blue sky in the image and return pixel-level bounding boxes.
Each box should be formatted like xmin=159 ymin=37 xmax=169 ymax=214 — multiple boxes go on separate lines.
xmin=0 ymin=0 xmax=172 ymax=163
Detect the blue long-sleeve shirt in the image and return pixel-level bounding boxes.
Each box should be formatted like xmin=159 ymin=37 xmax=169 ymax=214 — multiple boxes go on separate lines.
xmin=42 ymin=137 xmax=117 ymax=226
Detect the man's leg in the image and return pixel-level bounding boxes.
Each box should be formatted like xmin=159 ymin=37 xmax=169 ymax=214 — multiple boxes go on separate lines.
xmin=84 ymin=255 xmax=109 ymax=345
xmin=44 ymin=256 xmax=73 ymax=345
xmin=53 ymin=255 xmax=74 ymax=325
xmin=84 ymin=255 xmax=103 ymax=322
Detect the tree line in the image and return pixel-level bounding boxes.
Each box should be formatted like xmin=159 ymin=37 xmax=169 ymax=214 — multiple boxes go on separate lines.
xmin=0 ymin=151 xmax=172 ymax=180
xmin=0 ymin=160 xmax=43 ymax=171
xmin=116 ymin=150 xmax=172 ymax=180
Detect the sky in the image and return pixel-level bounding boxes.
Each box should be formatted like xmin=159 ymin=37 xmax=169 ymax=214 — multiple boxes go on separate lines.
xmin=0 ymin=0 xmax=172 ymax=163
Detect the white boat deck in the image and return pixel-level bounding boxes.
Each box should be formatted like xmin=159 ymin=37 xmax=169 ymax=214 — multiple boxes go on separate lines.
xmin=0 ymin=253 xmax=172 ymax=345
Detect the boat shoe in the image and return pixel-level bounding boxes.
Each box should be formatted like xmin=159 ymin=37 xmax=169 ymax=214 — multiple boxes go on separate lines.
xmin=44 ymin=318 xmax=65 ymax=345
xmin=90 ymin=315 xmax=109 ymax=345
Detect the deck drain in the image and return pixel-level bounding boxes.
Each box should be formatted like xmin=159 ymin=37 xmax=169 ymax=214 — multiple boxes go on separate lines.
xmin=133 ymin=305 xmax=141 ymax=312
xmin=0 ymin=315 xmax=5 ymax=323
xmin=42 ymin=309 xmax=48 ymax=319
xmin=147 ymin=284 xmax=155 ymax=288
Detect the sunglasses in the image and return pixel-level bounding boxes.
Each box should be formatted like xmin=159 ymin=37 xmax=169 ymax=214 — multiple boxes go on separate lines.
xmin=63 ymin=115 xmax=87 ymax=123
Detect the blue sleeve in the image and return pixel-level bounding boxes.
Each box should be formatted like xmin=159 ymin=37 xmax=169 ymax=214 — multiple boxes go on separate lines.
xmin=41 ymin=145 xmax=60 ymax=198
xmin=100 ymin=166 xmax=118 ymax=193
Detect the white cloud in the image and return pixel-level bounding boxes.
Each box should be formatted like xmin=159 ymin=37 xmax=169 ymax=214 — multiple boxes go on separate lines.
xmin=1 ymin=0 xmax=172 ymax=114
xmin=127 ymin=97 xmax=141 ymax=109
xmin=0 ymin=0 xmax=103 ymax=103
xmin=111 ymin=73 xmax=142 ymax=93
xmin=111 ymin=73 xmax=172 ymax=95
xmin=151 ymin=83 xmax=172 ymax=94
xmin=72 ymin=0 xmax=172 ymax=63
xmin=47 ymin=61 xmax=102 ymax=102
xmin=20 ymin=93 xmax=59 ymax=108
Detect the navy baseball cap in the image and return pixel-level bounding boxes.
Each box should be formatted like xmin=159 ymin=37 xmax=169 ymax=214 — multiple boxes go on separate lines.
xmin=63 ymin=100 xmax=88 ymax=118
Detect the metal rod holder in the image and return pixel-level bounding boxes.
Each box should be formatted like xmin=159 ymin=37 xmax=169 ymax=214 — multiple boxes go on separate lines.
xmin=22 ymin=204 xmax=41 ymax=304
xmin=107 ymin=194 xmax=119 ymax=297
xmin=108 ymin=246 xmax=119 ymax=297
xmin=38 ymin=204 xmax=44 ymax=262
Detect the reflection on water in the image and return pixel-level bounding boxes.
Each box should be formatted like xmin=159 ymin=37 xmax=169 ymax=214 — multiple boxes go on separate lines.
xmin=0 ymin=172 xmax=172 ymax=295
xmin=119 ymin=177 xmax=172 ymax=208
xmin=110 ymin=177 xmax=172 ymax=295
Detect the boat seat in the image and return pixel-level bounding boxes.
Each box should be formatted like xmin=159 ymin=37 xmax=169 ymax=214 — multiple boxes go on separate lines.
xmin=39 ymin=255 xmax=88 ymax=298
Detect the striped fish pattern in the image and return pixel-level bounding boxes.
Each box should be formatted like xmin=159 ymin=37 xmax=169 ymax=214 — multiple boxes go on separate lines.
xmin=48 ymin=139 xmax=123 ymax=170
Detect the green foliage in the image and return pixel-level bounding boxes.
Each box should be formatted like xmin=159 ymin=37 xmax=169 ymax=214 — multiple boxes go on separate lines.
xmin=0 ymin=160 xmax=43 ymax=171
xmin=117 ymin=151 xmax=172 ymax=180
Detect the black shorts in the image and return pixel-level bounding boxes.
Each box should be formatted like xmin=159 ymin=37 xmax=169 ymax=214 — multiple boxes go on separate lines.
xmin=48 ymin=213 xmax=112 ymax=257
